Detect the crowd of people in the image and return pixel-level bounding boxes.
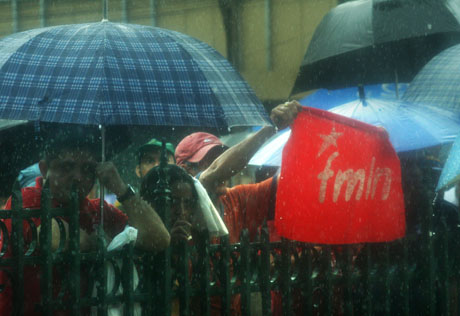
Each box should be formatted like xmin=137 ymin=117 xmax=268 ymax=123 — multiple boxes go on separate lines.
xmin=0 ymin=100 xmax=302 ymax=315
xmin=1 ymin=97 xmax=459 ymax=315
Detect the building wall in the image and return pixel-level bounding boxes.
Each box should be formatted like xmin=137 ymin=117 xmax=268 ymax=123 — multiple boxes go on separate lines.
xmin=0 ymin=0 xmax=336 ymax=101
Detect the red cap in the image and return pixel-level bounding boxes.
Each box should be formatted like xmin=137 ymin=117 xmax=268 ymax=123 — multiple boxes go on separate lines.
xmin=175 ymin=132 xmax=225 ymax=166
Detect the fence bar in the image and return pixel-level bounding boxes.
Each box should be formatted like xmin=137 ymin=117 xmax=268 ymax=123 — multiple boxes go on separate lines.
xmin=362 ymin=245 xmax=372 ymax=316
xmin=428 ymin=206 xmax=436 ymax=316
xmin=154 ymin=235 xmax=171 ymax=315
xmin=383 ymin=244 xmax=391 ymax=316
xmin=11 ymin=182 xmax=24 ymax=315
xmin=302 ymin=246 xmax=313 ymax=316
xmin=39 ymin=183 xmax=53 ymax=315
xmin=402 ymin=238 xmax=410 ymax=316
xmin=260 ymin=224 xmax=272 ymax=315
xmin=323 ymin=245 xmax=333 ymax=316
xmin=68 ymin=191 xmax=81 ymax=316
xmin=96 ymin=228 xmax=108 ymax=316
xmin=240 ymin=229 xmax=251 ymax=315
xmin=197 ymin=232 xmax=211 ymax=316
xmin=281 ymin=238 xmax=292 ymax=316
xmin=219 ymin=236 xmax=231 ymax=316
xmin=343 ymin=246 xmax=354 ymax=316
xmin=153 ymin=163 xmax=172 ymax=315
xmin=177 ymin=241 xmax=191 ymax=316
xmin=439 ymin=216 xmax=450 ymax=316
xmin=143 ymin=253 xmax=155 ymax=315
xmin=123 ymin=243 xmax=135 ymax=316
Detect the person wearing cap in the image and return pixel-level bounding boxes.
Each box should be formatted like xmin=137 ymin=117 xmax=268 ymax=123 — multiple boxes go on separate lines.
xmin=175 ymin=100 xmax=302 ymax=244
xmin=135 ymin=138 xmax=175 ymax=179
xmin=175 ymin=101 xmax=300 ymax=315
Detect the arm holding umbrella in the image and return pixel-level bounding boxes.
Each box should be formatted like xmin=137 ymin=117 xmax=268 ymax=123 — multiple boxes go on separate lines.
xmin=97 ymin=162 xmax=170 ymax=252
xmin=199 ymin=101 xmax=302 ymax=194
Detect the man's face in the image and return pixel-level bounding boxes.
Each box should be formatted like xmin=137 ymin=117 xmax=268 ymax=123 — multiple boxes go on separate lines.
xmin=136 ymin=149 xmax=175 ymax=178
xmin=170 ymin=181 xmax=195 ymax=225
xmin=184 ymin=146 xmax=226 ymax=177
xmin=40 ymin=149 xmax=97 ymax=204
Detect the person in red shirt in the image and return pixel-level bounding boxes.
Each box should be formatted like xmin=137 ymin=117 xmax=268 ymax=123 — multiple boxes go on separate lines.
xmin=175 ymin=101 xmax=301 ymax=315
xmin=175 ymin=100 xmax=301 ymax=243
xmin=0 ymin=128 xmax=170 ymax=315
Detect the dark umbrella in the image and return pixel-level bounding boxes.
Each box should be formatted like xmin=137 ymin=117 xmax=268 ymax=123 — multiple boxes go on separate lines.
xmin=291 ymin=0 xmax=460 ymax=94
xmin=402 ymin=43 xmax=460 ymax=113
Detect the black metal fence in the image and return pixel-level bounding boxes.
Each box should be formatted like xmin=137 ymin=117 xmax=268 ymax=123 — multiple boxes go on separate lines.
xmin=1 ymin=182 xmax=459 ymax=315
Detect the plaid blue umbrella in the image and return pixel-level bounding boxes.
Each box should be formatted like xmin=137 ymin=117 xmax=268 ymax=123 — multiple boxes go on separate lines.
xmin=403 ymin=43 xmax=460 ymax=114
xmin=0 ymin=21 xmax=270 ymax=128
xmin=249 ymin=97 xmax=460 ymax=167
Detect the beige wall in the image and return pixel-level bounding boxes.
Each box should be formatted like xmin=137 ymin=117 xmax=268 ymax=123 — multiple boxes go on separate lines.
xmin=0 ymin=0 xmax=336 ymax=101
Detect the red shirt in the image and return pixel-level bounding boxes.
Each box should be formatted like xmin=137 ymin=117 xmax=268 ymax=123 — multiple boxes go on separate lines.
xmin=0 ymin=177 xmax=128 ymax=315
xmin=219 ymin=177 xmax=279 ymax=244
xmin=215 ymin=177 xmax=282 ymax=316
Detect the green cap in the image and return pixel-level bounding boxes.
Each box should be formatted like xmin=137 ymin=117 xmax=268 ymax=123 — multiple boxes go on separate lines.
xmin=138 ymin=138 xmax=175 ymax=156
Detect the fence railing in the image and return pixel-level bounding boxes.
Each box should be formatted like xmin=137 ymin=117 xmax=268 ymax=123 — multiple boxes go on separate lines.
xmin=0 ymin=183 xmax=459 ymax=315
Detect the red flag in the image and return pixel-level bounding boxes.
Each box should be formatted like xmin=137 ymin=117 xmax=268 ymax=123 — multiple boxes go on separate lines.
xmin=275 ymin=107 xmax=405 ymax=244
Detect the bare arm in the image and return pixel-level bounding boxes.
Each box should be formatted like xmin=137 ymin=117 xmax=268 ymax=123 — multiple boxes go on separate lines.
xmin=199 ymin=101 xmax=302 ymax=194
xmin=97 ymin=162 xmax=170 ymax=252
xmin=199 ymin=126 xmax=276 ymax=193
xmin=119 ymin=195 xmax=170 ymax=251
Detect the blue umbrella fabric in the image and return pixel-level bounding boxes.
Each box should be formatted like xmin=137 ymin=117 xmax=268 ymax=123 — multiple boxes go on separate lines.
xmin=437 ymin=133 xmax=460 ymax=191
xmin=249 ymin=98 xmax=460 ymax=167
xmin=302 ymin=83 xmax=408 ymax=111
xmin=403 ymin=43 xmax=460 ymax=114
xmin=0 ymin=21 xmax=270 ymax=128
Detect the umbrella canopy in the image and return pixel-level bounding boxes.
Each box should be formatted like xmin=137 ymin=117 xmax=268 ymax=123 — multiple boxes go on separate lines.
xmin=437 ymin=132 xmax=460 ymax=191
xmin=0 ymin=21 xmax=270 ymax=128
xmin=403 ymin=43 xmax=460 ymax=113
xmin=249 ymin=98 xmax=460 ymax=167
xmin=302 ymin=83 xmax=408 ymax=110
xmin=291 ymin=0 xmax=460 ymax=94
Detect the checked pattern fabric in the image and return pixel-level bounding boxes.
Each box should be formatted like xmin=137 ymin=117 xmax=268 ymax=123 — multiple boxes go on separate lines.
xmin=0 ymin=21 xmax=270 ymax=128
xmin=403 ymin=44 xmax=460 ymax=113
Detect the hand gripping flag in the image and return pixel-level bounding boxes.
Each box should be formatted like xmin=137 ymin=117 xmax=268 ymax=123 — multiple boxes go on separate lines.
xmin=275 ymin=107 xmax=405 ymax=244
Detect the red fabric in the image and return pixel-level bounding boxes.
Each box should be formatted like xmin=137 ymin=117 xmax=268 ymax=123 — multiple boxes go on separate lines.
xmin=219 ymin=177 xmax=273 ymax=244
xmin=276 ymin=107 xmax=406 ymax=244
xmin=0 ymin=177 xmax=128 ymax=315
xmin=213 ymin=178 xmax=284 ymax=316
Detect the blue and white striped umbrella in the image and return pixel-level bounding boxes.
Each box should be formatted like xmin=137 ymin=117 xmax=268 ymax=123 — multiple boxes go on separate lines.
xmin=403 ymin=44 xmax=460 ymax=114
xmin=0 ymin=21 xmax=270 ymax=128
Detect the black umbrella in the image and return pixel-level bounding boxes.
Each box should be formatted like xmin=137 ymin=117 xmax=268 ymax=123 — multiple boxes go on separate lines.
xmin=291 ymin=0 xmax=460 ymax=94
